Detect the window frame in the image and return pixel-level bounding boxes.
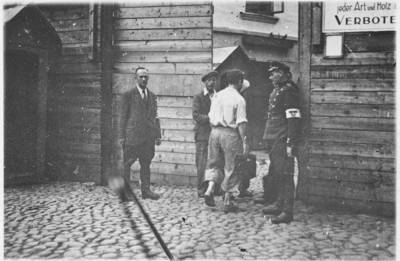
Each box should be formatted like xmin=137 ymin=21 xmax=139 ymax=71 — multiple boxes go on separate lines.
xmin=240 ymin=1 xmax=284 ymax=24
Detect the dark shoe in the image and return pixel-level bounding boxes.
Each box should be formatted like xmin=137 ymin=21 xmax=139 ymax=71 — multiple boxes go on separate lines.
xmin=142 ymin=189 xmax=160 ymax=200
xmin=262 ymin=203 xmax=281 ymax=215
xmin=271 ymin=212 xmax=293 ymax=224
xmin=204 ymin=194 xmax=216 ymax=207
xmin=238 ymin=190 xmax=253 ymax=198
xmin=223 ymin=203 xmax=239 ymax=213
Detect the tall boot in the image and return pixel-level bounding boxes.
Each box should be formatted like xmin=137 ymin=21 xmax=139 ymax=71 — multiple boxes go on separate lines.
xmin=140 ymin=163 xmax=160 ymax=200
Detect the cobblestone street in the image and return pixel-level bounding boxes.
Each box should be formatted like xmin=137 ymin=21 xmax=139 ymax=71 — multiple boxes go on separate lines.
xmin=4 ymin=161 xmax=395 ymax=260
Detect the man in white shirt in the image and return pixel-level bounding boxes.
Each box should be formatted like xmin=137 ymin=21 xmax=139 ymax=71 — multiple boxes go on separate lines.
xmin=203 ymin=69 xmax=249 ymax=212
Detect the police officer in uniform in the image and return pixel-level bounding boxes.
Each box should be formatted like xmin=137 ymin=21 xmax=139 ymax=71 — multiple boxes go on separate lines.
xmin=261 ymin=62 xmax=302 ymax=224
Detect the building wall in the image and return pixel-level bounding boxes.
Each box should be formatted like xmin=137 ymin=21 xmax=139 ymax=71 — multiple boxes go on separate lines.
xmin=304 ymin=30 xmax=395 ymax=216
xmin=41 ymin=5 xmax=103 ymax=183
xmin=112 ymin=2 xmax=213 ymax=186
xmin=213 ymin=0 xmax=298 ymax=39
xmin=213 ymin=1 xmax=299 ymax=81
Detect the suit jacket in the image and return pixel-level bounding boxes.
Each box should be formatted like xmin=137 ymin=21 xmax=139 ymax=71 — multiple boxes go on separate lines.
xmin=118 ymin=87 xmax=161 ymax=146
xmin=192 ymin=91 xmax=212 ymax=142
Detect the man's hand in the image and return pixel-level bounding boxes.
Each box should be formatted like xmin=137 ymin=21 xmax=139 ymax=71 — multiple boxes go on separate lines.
xmin=243 ymin=141 xmax=250 ymax=156
xmin=155 ymin=138 xmax=161 ymax=146
xmin=286 ymin=145 xmax=294 ymax=157
xmin=118 ymin=138 xmax=125 ymax=147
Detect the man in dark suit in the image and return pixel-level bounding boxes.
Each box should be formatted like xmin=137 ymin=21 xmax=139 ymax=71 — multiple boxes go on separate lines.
xmin=118 ymin=67 xmax=162 ymax=200
xmin=192 ymin=70 xmax=218 ymax=198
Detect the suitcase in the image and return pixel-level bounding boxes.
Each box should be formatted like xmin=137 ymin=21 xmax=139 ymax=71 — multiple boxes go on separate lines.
xmin=234 ymin=153 xmax=257 ymax=181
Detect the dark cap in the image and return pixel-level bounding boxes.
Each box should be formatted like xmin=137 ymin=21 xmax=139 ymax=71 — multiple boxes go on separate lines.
xmin=201 ymin=70 xmax=218 ymax=82
xmin=225 ymin=69 xmax=245 ymax=84
xmin=268 ymin=62 xmax=290 ymax=73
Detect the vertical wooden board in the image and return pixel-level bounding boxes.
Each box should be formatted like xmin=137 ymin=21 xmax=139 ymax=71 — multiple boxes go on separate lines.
xmin=311 ymin=3 xmax=321 ymax=45
xmin=297 ymin=2 xmax=312 ymax=202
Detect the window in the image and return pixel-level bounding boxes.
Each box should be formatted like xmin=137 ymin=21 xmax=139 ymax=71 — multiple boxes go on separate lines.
xmin=241 ymin=1 xmax=284 ymax=24
xmin=245 ymin=1 xmax=284 ymax=16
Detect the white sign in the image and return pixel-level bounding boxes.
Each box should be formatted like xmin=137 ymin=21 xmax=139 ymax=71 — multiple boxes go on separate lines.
xmin=323 ymin=1 xmax=396 ymax=32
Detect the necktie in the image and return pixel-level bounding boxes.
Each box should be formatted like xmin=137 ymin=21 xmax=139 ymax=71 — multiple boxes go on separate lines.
xmin=142 ymin=88 xmax=147 ymax=101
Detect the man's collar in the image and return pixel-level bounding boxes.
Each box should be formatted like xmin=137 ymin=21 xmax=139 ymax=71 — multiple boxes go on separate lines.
xmin=203 ymin=87 xmax=215 ymax=96
xmin=136 ymin=85 xmax=147 ymax=93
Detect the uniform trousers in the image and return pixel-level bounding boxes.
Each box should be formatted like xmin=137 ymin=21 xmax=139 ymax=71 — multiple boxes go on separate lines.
xmin=266 ymin=139 xmax=295 ymax=214
xmin=123 ymin=139 xmax=155 ymax=191
xmin=204 ymin=127 xmax=242 ymax=193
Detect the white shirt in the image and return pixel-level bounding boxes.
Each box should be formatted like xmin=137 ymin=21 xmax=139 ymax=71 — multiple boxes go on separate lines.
xmin=136 ymin=85 xmax=148 ymax=99
xmin=209 ymin=85 xmax=247 ymax=129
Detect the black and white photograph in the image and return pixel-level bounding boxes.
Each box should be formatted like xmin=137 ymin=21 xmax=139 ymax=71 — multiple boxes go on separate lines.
xmin=2 ymin=0 xmax=397 ymax=260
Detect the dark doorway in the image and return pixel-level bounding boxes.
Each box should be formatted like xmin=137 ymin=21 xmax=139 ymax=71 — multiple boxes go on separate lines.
xmin=5 ymin=50 xmax=39 ymax=178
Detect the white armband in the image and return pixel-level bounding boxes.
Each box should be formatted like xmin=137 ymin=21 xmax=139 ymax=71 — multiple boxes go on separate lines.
xmin=285 ymin=108 xmax=301 ymax=119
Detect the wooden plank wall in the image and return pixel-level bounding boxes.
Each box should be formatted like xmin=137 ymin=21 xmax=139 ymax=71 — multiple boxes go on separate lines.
xmin=41 ymin=5 xmax=103 ymax=183
xmin=306 ymin=32 xmax=395 ymax=216
xmin=112 ymin=2 xmax=213 ymax=186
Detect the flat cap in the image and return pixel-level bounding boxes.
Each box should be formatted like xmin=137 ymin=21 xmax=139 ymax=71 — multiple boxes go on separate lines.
xmin=201 ymin=70 xmax=218 ymax=82
xmin=268 ymin=62 xmax=290 ymax=73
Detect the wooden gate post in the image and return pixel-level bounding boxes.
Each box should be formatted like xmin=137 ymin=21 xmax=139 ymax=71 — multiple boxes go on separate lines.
xmin=297 ymin=2 xmax=312 ymax=201
xmin=100 ymin=4 xmax=114 ymax=185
